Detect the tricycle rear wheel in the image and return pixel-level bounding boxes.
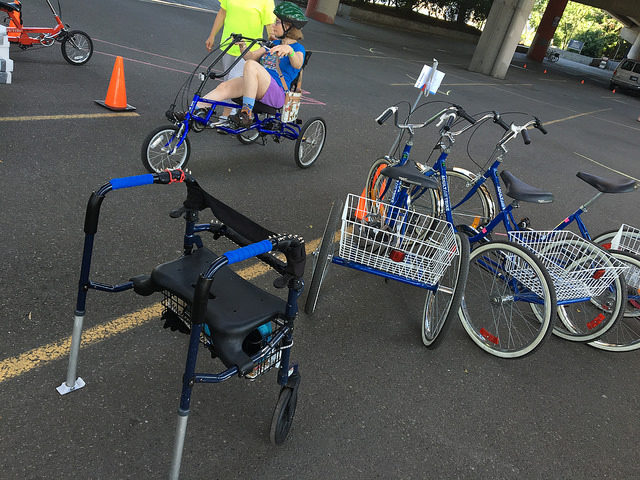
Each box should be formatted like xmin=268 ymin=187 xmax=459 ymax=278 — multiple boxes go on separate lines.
xmin=295 ymin=117 xmax=326 ymax=168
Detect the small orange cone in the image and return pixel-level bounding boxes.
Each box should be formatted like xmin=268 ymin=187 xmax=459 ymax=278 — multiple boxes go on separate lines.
xmin=523 ymin=64 xmax=527 ymax=69
xmin=95 ymin=56 xmax=136 ymax=111
xmin=580 ymin=80 xmax=585 ymax=84
xmin=612 ymin=89 xmax=616 ymax=93
xmin=543 ymin=69 xmax=547 ymax=74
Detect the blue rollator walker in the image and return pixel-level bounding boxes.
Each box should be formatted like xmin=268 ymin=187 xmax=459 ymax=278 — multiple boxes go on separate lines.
xmin=141 ymin=34 xmax=326 ymax=173
xmin=56 ymin=170 xmax=306 ymax=479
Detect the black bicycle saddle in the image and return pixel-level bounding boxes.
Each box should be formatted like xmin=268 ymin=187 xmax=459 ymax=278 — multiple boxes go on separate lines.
xmin=576 ymin=171 xmax=637 ymax=194
xmin=500 ymin=170 xmax=553 ymax=203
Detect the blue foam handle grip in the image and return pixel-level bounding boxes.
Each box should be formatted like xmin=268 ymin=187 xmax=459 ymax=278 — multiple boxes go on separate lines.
xmin=223 ymin=239 xmax=273 ymax=265
xmin=110 ymin=174 xmax=154 ymax=190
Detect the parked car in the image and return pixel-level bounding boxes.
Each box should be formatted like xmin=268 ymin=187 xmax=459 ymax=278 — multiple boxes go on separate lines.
xmin=610 ymin=58 xmax=640 ymax=92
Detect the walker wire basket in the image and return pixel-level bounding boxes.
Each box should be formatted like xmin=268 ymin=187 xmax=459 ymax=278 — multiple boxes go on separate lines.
xmin=508 ymin=230 xmax=628 ymax=302
xmin=161 ymin=291 xmax=282 ymax=379
xmin=611 ymin=224 xmax=640 ymax=291
xmin=338 ymin=193 xmax=458 ymax=287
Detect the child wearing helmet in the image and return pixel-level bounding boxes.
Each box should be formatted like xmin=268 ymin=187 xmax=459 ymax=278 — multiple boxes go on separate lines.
xmin=194 ymin=1 xmax=308 ymax=128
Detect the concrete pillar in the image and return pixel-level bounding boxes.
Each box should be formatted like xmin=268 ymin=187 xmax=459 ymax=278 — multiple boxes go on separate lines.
xmin=469 ymin=0 xmax=534 ymax=80
xmin=528 ymin=0 xmax=569 ymax=62
xmin=627 ymin=34 xmax=640 ymax=60
xmin=306 ymin=0 xmax=340 ymax=25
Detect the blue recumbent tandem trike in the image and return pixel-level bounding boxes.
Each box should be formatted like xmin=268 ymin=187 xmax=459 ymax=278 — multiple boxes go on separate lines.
xmin=56 ymin=169 xmax=306 ymax=479
xmin=141 ymin=34 xmax=327 ymax=173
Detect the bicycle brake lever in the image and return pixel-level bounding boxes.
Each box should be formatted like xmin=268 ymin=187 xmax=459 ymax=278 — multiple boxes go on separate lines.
xmin=436 ymin=112 xmax=456 ymax=128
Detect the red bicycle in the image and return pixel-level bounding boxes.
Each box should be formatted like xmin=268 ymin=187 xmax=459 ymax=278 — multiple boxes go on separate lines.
xmin=1 ymin=0 xmax=93 ymax=65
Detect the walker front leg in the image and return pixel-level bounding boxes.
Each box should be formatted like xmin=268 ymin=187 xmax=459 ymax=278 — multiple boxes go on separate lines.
xmin=56 ymin=313 xmax=87 ymax=395
xmin=169 ymin=322 xmax=202 ymax=480
xmin=57 ymin=232 xmax=96 ymax=395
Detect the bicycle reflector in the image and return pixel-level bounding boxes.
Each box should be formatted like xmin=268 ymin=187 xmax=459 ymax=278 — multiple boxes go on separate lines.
xmin=389 ymin=249 xmax=405 ymax=262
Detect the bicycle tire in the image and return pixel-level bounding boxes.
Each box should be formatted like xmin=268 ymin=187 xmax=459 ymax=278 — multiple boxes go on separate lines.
xmin=541 ymin=238 xmax=627 ymax=342
xmin=593 ymin=228 xmax=640 ymax=317
xmin=60 ymin=30 xmax=93 ymax=65
xmin=445 ymin=167 xmax=495 ymax=231
xmin=141 ymin=125 xmax=191 ymax=173
xmin=295 ymin=117 xmax=326 ymax=168
xmin=458 ymin=240 xmax=556 ymax=358
xmin=304 ymin=200 xmax=342 ymax=315
xmin=366 ymin=158 xmax=439 ymax=214
xmin=589 ymin=250 xmax=640 ymax=351
xmin=421 ymin=232 xmax=470 ymax=348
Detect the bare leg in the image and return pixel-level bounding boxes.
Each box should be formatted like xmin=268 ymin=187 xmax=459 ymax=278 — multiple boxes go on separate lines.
xmin=197 ymin=77 xmax=245 ymax=109
xmin=241 ymin=59 xmax=274 ymax=101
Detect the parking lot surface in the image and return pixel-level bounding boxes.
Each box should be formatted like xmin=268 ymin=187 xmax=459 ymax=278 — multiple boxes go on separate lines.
xmin=1 ymin=1 xmax=639 ymax=478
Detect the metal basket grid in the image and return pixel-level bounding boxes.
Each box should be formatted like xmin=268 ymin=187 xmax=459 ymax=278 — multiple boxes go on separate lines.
xmin=508 ymin=230 xmax=628 ymax=301
xmin=161 ymin=291 xmax=282 ymax=379
xmin=612 ymin=224 xmax=640 ymax=256
xmin=338 ymin=193 xmax=458 ymax=286
xmin=246 ymin=346 xmax=282 ymax=379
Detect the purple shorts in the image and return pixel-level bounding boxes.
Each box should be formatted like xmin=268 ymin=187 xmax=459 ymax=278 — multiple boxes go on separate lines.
xmin=259 ymin=76 xmax=286 ymax=109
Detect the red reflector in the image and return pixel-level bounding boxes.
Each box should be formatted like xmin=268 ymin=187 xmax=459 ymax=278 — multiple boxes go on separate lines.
xmin=602 ymin=243 xmax=612 ymax=250
xmin=389 ymin=249 xmax=405 ymax=262
xmin=593 ymin=269 xmax=605 ymax=279
xmin=587 ymin=313 xmax=606 ymax=330
xmin=480 ymin=328 xmax=499 ymax=344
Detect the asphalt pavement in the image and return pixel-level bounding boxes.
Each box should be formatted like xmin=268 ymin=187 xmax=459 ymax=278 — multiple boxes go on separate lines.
xmin=1 ymin=1 xmax=640 ymax=479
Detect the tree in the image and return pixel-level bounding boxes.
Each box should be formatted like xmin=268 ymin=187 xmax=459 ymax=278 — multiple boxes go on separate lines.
xmin=526 ymin=0 xmax=624 ymax=57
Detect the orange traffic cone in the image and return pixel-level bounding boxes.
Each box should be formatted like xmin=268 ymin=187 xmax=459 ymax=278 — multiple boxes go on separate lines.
xmin=95 ymin=56 xmax=136 ymax=111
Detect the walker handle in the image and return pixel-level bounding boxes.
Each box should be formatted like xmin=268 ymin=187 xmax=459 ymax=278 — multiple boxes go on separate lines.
xmin=223 ymin=239 xmax=273 ymax=265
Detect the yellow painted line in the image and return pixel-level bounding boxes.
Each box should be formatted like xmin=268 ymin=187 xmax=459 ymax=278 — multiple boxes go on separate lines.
xmin=573 ymin=152 xmax=640 ymax=182
xmin=542 ymin=108 xmax=612 ymax=126
xmin=0 ymin=237 xmax=321 ymax=383
xmin=0 ymin=113 xmax=140 ymax=122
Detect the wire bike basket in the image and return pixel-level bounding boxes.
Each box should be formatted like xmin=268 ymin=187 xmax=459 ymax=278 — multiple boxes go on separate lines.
xmin=338 ymin=194 xmax=458 ymax=287
xmin=611 ymin=224 xmax=640 ymax=290
xmin=508 ymin=230 xmax=628 ymax=302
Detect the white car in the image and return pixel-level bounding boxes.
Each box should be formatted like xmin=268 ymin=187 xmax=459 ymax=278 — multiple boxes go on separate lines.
xmin=610 ymin=58 xmax=640 ymax=92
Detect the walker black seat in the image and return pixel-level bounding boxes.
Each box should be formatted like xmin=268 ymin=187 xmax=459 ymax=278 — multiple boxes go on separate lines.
xmin=149 ymin=247 xmax=286 ymax=371
xmin=380 ymin=164 xmax=440 ymax=190
xmin=0 ymin=1 xmax=21 ymax=12
xmin=500 ymin=170 xmax=553 ymax=203
xmin=576 ymin=171 xmax=637 ymax=194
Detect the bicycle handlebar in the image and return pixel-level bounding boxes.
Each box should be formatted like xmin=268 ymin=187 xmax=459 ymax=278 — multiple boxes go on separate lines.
xmin=490 ymin=112 xmax=547 ymax=148
xmin=375 ymin=103 xmax=475 ymax=133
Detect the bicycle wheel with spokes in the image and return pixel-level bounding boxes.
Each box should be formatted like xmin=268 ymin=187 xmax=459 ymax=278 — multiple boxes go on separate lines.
xmin=537 ymin=238 xmax=627 ymax=342
xmin=141 ymin=125 xmax=190 ymax=173
xmin=295 ymin=117 xmax=326 ymax=168
xmin=445 ymin=167 xmax=495 ymax=231
xmin=459 ymin=240 xmax=556 ymax=358
xmin=304 ymin=200 xmax=342 ymax=315
xmin=61 ymin=30 xmax=93 ymax=65
xmin=589 ymin=250 xmax=640 ymax=351
xmin=422 ymin=232 xmax=470 ymax=348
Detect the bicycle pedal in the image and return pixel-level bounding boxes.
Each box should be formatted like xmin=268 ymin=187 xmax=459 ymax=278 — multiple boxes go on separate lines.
xmin=517 ymin=217 xmax=531 ymax=229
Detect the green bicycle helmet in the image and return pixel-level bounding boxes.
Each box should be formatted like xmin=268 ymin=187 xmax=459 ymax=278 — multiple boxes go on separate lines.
xmin=274 ymin=1 xmax=308 ymax=29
